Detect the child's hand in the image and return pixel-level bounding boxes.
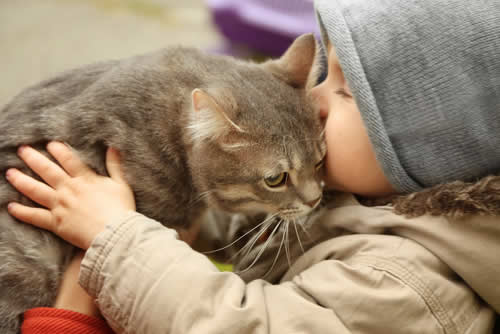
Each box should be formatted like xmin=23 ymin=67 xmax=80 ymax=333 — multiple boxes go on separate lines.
xmin=5 ymin=141 xmax=136 ymax=250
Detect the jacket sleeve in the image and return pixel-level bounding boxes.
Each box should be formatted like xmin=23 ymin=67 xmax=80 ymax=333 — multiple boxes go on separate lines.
xmin=78 ymin=212 xmax=474 ymax=334
xmin=21 ymin=307 xmax=114 ymax=334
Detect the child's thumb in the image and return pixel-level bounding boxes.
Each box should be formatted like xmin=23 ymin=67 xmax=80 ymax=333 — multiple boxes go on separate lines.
xmin=106 ymin=147 xmax=127 ymax=183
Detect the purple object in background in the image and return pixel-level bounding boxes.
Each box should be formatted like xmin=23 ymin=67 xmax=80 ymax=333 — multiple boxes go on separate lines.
xmin=206 ymin=0 xmax=319 ymax=57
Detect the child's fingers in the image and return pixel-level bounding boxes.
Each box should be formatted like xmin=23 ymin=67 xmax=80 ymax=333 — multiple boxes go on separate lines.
xmin=6 ymin=168 xmax=56 ymax=208
xmin=106 ymin=147 xmax=127 ymax=183
xmin=17 ymin=145 xmax=69 ymax=189
xmin=47 ymin=142 xmax=93 ymax=178
xmin=7 ymin=202 xmax=54 ymax=231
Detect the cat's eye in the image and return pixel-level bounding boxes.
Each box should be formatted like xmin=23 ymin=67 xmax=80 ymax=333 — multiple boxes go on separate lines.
xmin=264 ymin=172 xmax=288 ymax=188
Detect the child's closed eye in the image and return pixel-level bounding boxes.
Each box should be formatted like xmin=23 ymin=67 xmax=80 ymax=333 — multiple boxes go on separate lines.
xmin=335 ymin=88 xmax=352 ymax=98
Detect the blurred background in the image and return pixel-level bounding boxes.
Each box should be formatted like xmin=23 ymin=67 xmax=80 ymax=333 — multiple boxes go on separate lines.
xmin=0 ymin=0 xmax=318 ymax=107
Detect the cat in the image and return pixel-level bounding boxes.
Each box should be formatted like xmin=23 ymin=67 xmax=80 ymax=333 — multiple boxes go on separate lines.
xmin=0 ymin=33 xmax=326 ymax=332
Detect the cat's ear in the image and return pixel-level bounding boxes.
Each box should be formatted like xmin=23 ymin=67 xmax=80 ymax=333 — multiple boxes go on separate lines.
xmin=264 ymin=33 xmax=320 ymax=91
xmin=188 ymin=88 xmax=245 ymax=144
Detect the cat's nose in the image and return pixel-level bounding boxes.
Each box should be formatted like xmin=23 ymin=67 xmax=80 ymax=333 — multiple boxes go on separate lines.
xmin=305 ymin=197 xmax=321 ymax=208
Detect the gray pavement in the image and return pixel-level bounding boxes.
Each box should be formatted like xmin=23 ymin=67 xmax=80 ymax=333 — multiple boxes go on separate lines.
xmin=0 ymin=0 xmax=221 ymax=106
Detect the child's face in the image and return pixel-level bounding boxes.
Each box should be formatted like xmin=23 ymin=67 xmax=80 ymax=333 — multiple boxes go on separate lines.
xmin=310 ymin=44 xmax=395 ymax=197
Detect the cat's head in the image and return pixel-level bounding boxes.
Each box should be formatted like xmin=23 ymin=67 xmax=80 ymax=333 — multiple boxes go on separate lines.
xmin=187 ymin=34 xmax=326 ymax=220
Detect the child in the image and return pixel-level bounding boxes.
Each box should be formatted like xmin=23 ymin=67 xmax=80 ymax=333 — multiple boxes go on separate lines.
xmin=7 ymin=0 xmax=500 ymax=332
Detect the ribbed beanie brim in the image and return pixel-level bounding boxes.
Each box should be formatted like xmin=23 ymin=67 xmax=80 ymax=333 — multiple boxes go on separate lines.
xmin=315 ymin=0 xmax=500 ymax=193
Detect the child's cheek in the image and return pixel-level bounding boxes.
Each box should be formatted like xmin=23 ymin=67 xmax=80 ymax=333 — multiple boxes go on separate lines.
xmin=322 ymin=112 xmax=353 ymax=191
xmin=322 ymin=106 xmax=394 ymax=196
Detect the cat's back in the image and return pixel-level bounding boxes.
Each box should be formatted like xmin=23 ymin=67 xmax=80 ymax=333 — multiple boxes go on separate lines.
xmin=110 ymin=46 xmax=246 ymax=89
xmin=0 ymin=46 xmax=246 ymax=120
xmin=0 ymin=46 xmax=194 ymax=116
xmin=0 ymin=60 xmax=118 ymax=118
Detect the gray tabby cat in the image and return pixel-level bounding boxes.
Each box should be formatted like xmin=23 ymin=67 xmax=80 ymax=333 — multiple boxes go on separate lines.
xmin=0 ymin=34 xmax=325 ymax=332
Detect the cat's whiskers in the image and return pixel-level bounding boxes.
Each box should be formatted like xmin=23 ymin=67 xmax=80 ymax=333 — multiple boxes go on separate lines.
xmin=263 ymin=219 xmax=286 ymax=279
xmin=293 ymin=218 xmax=306 ymax=254
xmin=204 ymin=212 xmax=279 ymax=255
xmin=228 ymin=213 xmax=279 ymax=263
xmin=284 ymin=220 xmax=292 ymax=268
xmin=237 ymin=220 xmax=283 ymax=274
xmin=297 ymin=215 xmax=313 ymax=240
xmin=238 ymin=219 xmax=276 ymax=264
xmin=319 ymin=128 xmax=326 ymax=139
xmin=188 ymin=189 xmax=216 ymax=207
xmin=262 ymin=217 xmax=307 ymax=279
xmin=282 ymin=135 xmax=292 ymax=160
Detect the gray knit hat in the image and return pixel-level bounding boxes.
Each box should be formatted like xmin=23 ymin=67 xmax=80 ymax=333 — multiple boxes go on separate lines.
xmin=314 ymin=0 xmax=500 ymax=193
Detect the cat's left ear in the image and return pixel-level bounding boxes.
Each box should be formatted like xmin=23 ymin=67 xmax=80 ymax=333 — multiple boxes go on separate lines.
xmin=264 ymin=33 xmax=320 ymax=91
xmin=188 ymin=88 xmax=245 ymax=144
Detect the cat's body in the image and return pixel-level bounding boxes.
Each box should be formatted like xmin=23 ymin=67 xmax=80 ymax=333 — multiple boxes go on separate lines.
xmin=0 ymin=35 xmax=325 ymax=332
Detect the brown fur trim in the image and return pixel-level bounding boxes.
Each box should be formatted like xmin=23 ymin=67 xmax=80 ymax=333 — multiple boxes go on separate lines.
xmin=373 ymin=175 xmax=500 ymax=218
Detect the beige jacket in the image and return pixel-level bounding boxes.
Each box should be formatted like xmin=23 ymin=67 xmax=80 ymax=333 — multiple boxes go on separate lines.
xmin=79 ymin=194 xmax=499 ymax=334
